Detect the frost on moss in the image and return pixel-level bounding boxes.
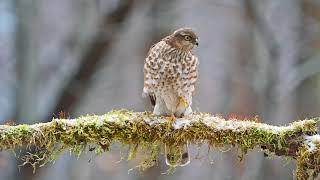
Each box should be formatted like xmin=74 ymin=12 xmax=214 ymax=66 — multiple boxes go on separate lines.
xmin=0 ymin=110 xmax=319 ymax=179
xmin=295 ymin=135 xmax=320 ymax=179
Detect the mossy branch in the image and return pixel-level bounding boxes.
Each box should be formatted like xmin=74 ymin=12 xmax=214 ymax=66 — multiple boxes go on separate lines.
xmin=0 ymin=110 xmax=319 ymax=179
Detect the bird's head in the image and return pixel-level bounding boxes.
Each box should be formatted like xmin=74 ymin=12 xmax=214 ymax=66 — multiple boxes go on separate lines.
xmin=166 ymin=28 xmax=199 ymax=51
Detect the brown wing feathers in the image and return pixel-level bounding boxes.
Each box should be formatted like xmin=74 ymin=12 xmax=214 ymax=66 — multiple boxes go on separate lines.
xmin=149 ymin=94 xmax=156 ymax=106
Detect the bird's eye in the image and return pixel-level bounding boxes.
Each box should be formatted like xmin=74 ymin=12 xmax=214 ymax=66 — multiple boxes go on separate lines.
xmin=184 ymin=35 xmax=191 ymax=41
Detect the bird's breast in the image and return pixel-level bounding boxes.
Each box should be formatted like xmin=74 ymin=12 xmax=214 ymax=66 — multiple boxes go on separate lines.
xmin=157 ymin=53 xmax=196 ymax=95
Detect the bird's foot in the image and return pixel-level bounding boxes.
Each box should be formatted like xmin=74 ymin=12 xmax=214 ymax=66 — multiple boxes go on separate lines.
xmin=168 ymin=113 xmax=176 ymax=122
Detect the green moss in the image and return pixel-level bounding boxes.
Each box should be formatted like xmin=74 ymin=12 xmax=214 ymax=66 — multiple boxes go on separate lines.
xmin=296 ymin=142 xmax=320 ymax=179
xmin=0 ymin=110 xmax=318 ymax=178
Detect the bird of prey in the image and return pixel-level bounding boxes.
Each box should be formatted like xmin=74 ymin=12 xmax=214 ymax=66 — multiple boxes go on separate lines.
xmin=143 ymin=28 xmax=199 ymax=166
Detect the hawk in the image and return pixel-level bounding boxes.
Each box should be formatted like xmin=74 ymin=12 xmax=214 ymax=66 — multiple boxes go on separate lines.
xmin=143 ymin=28 xmax=199 ymax=166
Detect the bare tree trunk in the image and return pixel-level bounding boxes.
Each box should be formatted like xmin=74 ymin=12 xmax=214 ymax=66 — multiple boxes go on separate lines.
xmin=245 ymin=0 xmax=303 ymax=179
xmin=14 ymin=1 xmax=40 ymax=180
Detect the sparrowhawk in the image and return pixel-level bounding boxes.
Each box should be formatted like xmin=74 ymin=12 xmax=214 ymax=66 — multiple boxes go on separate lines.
xmin=143 ymin=28 xmax=199 ymax=167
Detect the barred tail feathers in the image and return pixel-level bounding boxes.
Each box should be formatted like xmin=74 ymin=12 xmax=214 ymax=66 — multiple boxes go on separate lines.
xmin=165 ymin=142 xmax=190 ymax=167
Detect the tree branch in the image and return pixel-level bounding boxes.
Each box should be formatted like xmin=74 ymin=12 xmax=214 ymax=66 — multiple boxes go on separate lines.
xmin=0 ymin=110 xmax=319 ymax=179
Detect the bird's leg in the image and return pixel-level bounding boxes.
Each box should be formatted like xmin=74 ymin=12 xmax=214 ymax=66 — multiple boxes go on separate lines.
xmin=177 ymin=96 xmax=189 ymax=108
xmin=169 ymin=112 xmax=176 ymax=122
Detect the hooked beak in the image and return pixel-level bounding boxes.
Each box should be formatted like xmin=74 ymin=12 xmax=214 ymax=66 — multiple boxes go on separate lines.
xmin=194 ymin=39 xmax=199 ymax=46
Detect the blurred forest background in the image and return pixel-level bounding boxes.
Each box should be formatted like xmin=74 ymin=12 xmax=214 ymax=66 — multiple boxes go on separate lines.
xmin=0 ymin=0 xmax=320 ymax=179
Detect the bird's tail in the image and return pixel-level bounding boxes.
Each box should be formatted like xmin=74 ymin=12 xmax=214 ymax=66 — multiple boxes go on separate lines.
xmin=165 ymin=142 xmax=190 ymax=167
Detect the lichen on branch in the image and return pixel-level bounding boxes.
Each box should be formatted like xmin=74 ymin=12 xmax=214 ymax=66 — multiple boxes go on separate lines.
xmin=0 ymin=110 xmax=319 ymax=179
